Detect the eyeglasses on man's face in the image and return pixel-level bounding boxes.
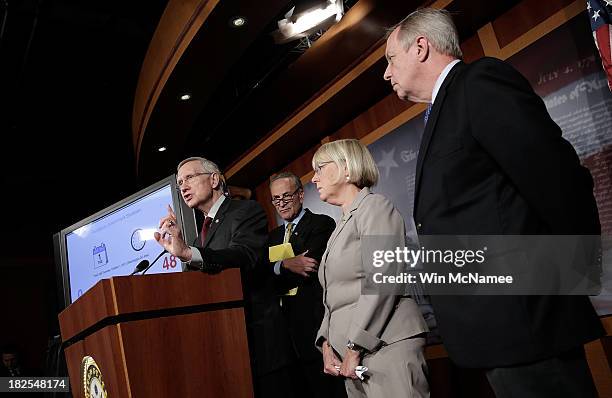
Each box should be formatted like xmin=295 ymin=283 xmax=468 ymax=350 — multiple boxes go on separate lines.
xmin=176 ymin=172 xmax=211 ymax=188
xmin=271 ymin=187 xmax=301 ymax=205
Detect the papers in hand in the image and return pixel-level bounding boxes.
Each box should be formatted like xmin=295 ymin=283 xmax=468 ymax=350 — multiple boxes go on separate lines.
xmin=269 ymin=242 xmax=300 ymax=296
xmin=269 ymin=242 xmax=295 ymax=262
xmin=334 ymin=365 xmax=369 ymax=380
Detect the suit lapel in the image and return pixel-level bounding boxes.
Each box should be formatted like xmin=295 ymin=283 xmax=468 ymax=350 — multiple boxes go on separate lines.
xmin=323 ymin=188 xmax=370 ymax=260
xmin=202 ymin=197 xmax=231 ymax=248
xmin=271 ymin=225 xmax=285 ymax=245
xmin=414 ymin=62 xmax=463 ymax=213
xmin=290 ymin=208 xmax=312 ymax=243
xmin=326 ymin=214 xmax=351 ymax=251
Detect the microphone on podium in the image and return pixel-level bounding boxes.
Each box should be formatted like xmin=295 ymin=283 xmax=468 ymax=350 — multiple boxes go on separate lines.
xmin=130 ymin=250 xmax=168 ymax=276
xmin=130 ymin=259 xmax=149 ymax=275
xmin=142 ymin=250 xmax=168 ymax=275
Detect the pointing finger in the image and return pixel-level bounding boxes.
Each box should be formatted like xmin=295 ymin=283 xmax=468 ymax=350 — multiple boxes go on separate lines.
xmin=159 ymin=215 xmax=172 ymax=229
xmin=167 ymin=204 xmax=176 ymax=218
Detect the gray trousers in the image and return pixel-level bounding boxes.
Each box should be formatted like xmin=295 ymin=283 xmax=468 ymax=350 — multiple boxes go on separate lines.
xmin=345 ymin=337 xmax=429 ymax=398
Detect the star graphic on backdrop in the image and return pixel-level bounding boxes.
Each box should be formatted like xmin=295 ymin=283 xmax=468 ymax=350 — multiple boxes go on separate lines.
xmin=592 ymin=9 xmax=601 ymax=21
xmin=587 ymin=1 xmax=591 ymax=11
xmin=377 ymin=148 xmax=399 ymax=179
xmin=605 ymin=0 xmax=612 ymax=7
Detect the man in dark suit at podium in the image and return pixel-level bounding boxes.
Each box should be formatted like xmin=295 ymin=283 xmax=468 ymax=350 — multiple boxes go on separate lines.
xmin=383 ymin=8 xmax=603 ymax=398
xmin=155 ymin=156 xmax=293 ymax=398
xmin=268 ymin=172 xmax=345 ymax=398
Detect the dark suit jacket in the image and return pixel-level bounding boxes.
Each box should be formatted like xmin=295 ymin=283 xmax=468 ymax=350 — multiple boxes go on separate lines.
xmin=191 ymin=197 xmax=293 ymax=375
xmin=269 ymin=208 xmax=335 ymax=362
xmin=413 ymin=57 xmax=604 ymax=368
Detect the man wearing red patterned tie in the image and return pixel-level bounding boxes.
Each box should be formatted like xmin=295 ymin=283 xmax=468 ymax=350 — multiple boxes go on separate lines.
xmin=155 ymin=156 xmax=294 ymax=398
xmin=156 ymin=156 xmax=266 ymax=273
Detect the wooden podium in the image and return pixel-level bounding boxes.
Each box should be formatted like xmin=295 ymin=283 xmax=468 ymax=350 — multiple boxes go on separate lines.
xmin=58 ymin=269 xmax=254 ymax=397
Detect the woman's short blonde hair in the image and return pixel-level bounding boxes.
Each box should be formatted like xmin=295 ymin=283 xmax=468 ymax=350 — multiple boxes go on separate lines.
xmin=312 ymin=139 xmax=379 ymax=188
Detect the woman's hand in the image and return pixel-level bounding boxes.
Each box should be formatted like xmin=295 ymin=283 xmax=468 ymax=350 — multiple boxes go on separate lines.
xmin=339 ymin=348 xmax=361 ymax=379
xmin=322 ymin=341 xmax=342 ymax=376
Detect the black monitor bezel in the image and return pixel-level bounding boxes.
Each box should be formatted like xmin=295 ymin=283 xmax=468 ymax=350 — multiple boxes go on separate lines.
xmin=53 ymin=174 xmax=196 ymax=309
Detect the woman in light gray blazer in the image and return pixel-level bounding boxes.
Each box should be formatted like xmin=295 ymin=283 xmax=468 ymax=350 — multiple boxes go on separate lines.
xmin=311 ymin=139 xmax=429 ymax=398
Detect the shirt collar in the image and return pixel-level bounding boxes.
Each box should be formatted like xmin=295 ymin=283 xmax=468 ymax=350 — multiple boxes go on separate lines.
xmin=431 ymin=59 xmax=460 ymax=104
xmin=284 ymin=207 xmax=306 ymax=228
xmin=206 ymin=194 xmax=226 ymax=219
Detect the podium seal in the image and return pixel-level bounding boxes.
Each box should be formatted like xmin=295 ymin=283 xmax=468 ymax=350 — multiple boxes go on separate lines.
xmin=81 ymin=356 xmax=107 ymax=398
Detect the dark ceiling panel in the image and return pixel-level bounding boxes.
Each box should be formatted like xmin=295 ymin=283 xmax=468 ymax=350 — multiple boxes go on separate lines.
xmin=136 ymin=0 xmax=424 ymax=183
xmin=0 ymin=0 xmax=167 ymax=259
xmin=137 ymin=0 xmax=291 ymax=184
xmin=228 ymin=57 xmax=390 ymax=187
xmin=186 ymin=0 xmax=423 ymax=172
xmin=135 ymin=0 xmax=525 ymax=190
xmin=220 ymin=0 xmax=525 ymax=187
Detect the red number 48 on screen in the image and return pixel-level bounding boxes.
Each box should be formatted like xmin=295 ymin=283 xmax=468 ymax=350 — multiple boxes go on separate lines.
xmin=162 ymin=255 xmax=177 ymax=270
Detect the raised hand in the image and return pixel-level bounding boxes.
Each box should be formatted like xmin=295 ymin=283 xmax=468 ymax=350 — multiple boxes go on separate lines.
xmin=154 ymin=204 xmax=192 ymax=261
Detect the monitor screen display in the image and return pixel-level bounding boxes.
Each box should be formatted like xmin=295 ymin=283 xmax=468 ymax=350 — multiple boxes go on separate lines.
xmin=54 ymin=175 xmax=196 ymax=306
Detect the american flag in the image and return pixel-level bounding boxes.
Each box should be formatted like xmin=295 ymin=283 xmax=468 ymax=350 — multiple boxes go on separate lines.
xmin=588 ymin=1 xmax=612 ymax=90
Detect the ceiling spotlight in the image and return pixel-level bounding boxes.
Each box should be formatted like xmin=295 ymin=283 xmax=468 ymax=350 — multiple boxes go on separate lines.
xmin=231 ymin=16 xmax=247 ymax=28
xmin=180 ymin=93 xmax=191 ymax=101
xmin=273 ymin=0 xmax=344 ymax=43
xmin=158 ymin=147 xmax=167 ymax=152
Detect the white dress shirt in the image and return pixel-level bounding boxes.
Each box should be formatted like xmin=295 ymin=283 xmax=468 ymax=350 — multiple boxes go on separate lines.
xmin=431 ymin=59 xmax=461 ymax=104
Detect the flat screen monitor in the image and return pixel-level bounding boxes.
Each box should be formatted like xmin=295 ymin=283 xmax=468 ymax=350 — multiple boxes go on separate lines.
xmin=53 ymin=175 xmax=196 ymax=308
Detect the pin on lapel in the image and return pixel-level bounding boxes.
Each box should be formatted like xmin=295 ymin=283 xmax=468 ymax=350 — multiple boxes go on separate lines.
xmin=215 ymin=219 xmax=219 ymax=223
